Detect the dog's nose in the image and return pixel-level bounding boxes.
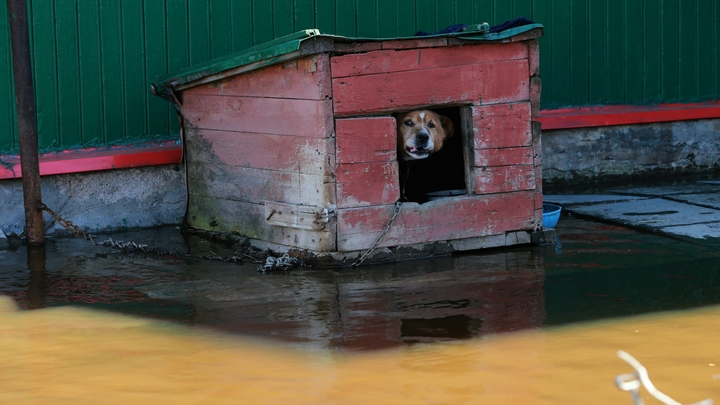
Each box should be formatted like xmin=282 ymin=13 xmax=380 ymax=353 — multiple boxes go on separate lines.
xmin=416 ymin=132 xmax=429 ymax=144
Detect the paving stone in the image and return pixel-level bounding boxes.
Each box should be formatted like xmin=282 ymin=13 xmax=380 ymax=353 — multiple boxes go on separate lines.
xmin=667 ymin=193 xmax=720 ymax=210
xmin=567 ymin=198 xmax=720 ymax=237
xmin=608 ymin=183 xmax=719 ymax=197
xmin=659 ymin=222 xmax=720 ymax=240
xmin=543 ymin=194 xmax=646 ymax=206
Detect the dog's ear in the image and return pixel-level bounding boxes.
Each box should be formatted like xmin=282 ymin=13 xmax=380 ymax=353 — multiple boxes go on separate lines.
xmin=440 ymin=115 xmax=454 ymax=138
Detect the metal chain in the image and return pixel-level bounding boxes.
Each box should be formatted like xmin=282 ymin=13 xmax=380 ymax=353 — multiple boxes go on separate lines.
xmin=40 ymin=203 xmax=247 ymax=263
xmin=40 ymin=203 xmax=99 ymax=244
xmin=41 ymin=200 xmax=402 ymax=269
xmin=350 ymin=200 xmax=402 ymax=267
xmin=257 ymin=253 xmax=299 ymax=273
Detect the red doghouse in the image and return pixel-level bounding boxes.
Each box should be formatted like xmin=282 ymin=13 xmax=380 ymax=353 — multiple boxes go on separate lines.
xmin=153 ymin=24 xmax=547 ymax=265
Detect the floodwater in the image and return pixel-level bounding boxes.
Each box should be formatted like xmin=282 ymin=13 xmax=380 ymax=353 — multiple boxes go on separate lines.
xmin=1 ymin=217 xmax=720 ymax=403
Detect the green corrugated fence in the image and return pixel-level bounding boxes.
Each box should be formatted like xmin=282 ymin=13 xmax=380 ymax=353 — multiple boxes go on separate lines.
xmin=0 ymin=0 xmax=719 ymax=154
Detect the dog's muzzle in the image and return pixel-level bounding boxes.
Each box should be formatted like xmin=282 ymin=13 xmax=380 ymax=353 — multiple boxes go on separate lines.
xmin=406 ymin=145 xmax=431 ymax=157
xmin=406 ymin=132 xmax=433 ymax=158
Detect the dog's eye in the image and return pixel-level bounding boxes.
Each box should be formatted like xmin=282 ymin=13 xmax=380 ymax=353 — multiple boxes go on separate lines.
xmin=404 ymin=120 xmax=413 ymax=126
xmin=428 ymin=122 xmax=436 ymax=128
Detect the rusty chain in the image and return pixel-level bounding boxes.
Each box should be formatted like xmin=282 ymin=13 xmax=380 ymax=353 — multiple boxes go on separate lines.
xmin=350 ymin=200 xmax=402 ymax=267
xmin=40 ymin=200 xmax=399 ymax=269
xmin=257 ymin=253 xmax=299 ymax=273
xmin=40 ymin=203 xmax=99 ymax=244
xmin=39 ymin=203 xmax=247 ymax=264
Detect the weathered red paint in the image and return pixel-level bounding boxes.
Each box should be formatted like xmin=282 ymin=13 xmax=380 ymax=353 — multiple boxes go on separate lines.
xmin=335 ymin=117 xmax=397 ymax=164
xmin=0 ymin=143 xmax=182 ymax=180
xmin=337 ymin=191 xmax=536 ymax=251
xmin=186 ymin=162 xmax=331 ymax=206
xmin=183 ymin=95 xmax=334 ymax=137
xmin=332 ymin=60 xmax=530 ymax=116
xmin=472 ymin=103 xmax=532 ymax=149
xmin=185 ymin=54 xmax=332 ymax=100
xmin=473 ymin=165 xmax=536 ymax=194
xmin=330 ymin=42 xmax=527 ymax=78
xmin=474 ymin=146 xmax=533 ymax=167
xmin=538 ymin=101 xmax=720 ymax=130
xmin=336 ymin=161 xmax=400 ymax=208
xmin=188 ymin=129 xmax=329 ymax=175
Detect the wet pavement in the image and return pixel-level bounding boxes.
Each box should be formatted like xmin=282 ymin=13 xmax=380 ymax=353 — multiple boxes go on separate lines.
xmin=546 ymin=178 xmax=720 ymax=241
xmin=2 ymin=192 xmax=720 ymax=351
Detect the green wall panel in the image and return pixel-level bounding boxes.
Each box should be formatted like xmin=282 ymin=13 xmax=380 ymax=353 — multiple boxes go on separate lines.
xmin=0 ymin=4 xmax=16 ymax=152
xmin=144 ymin=0 xmax=171 ymax=138
xmin=77 ymin=0 xmax=103 ymax=146
xmin=55 ymin=0 xmax=81 ymax=146
xmin=642 ymin=0 xmax=661 ymax=102
xmin=1 ymin=0 xmax=719 ymax=154
xmin=30 ymin=0 xmax=60 ymax=148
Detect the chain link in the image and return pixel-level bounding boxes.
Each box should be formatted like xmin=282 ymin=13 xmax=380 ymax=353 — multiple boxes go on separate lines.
xmin=40 ymin=203 xmax=248 ymax=264
xmin=42 ymin=200 xmax=403 ymax=268
xmin=40 ymin=203 xmax=99 ymax=244
xmin=350 ymin=200 xmax=402 ymax=267
xmin=258 ymin=253 xmax=299 ymax=273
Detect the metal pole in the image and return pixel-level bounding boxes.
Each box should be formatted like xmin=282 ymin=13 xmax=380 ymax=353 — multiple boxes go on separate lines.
xmin=7 ymin=0 xmax=44 ymax=245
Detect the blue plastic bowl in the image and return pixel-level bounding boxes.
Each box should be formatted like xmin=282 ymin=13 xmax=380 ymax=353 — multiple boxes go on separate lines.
xmin=542 ymin=203 xmax=562 ymax=229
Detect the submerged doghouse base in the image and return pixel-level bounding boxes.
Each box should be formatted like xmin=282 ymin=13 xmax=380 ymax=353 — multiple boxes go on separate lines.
xmin=195 ymin=227 xmax=557 ymax=268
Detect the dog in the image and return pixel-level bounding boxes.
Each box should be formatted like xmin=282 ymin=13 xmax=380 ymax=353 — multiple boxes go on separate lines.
xmin=395 ymin=110 xmax=455 ymax=201
xmin=396 ymin=110 xmax=454 ymax=161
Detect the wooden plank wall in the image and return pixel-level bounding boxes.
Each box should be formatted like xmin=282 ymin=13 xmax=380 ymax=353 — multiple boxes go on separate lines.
xmin=181 ymin=55 xmax=337 ymax=251
xmin=331 ymin=40 xmax=542 ymax=252
xmin=332 ymin=42 xmax=530 ymax=116
xmin=335 ymin=117 xmax=400 ymax=209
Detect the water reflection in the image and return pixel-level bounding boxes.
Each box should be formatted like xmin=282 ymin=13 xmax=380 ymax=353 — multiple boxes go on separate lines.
xmin=1 ymin=217 xmax=720 ymax=352
xmin=26 ymin=245 xmax=47 ymax=309
xmin=143 ymin=252 xmax=545 ymax=350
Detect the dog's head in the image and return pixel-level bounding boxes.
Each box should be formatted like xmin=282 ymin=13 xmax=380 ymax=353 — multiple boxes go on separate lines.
xmin=396 ymin=110 xmax=454 ymax=161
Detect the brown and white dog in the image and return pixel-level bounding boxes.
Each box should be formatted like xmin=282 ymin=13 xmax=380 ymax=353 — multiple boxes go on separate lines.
xmin=396 ymin=110 xmax=454 ymax=161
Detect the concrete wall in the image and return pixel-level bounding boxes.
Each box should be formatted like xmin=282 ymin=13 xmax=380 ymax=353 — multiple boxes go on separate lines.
xmin=0 ymin=165 xmax=185 ymax=237
xmin=542 ymin=118 xmax=720 ymax=184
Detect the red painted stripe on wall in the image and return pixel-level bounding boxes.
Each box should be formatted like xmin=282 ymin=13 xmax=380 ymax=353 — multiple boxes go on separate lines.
xmin=538 ymin=101 xmax=720 ymax=130
xmin=0 ymin=142 xmax=182 ymax=180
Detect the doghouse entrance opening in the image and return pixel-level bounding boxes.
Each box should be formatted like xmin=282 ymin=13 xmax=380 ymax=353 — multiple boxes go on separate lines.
xmin=400 ymin=106 xmax=472 ymax=204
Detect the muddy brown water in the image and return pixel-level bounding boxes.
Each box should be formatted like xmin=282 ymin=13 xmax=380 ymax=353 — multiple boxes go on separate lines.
xmin=1 ymin=217 xmax=720 ymax=403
